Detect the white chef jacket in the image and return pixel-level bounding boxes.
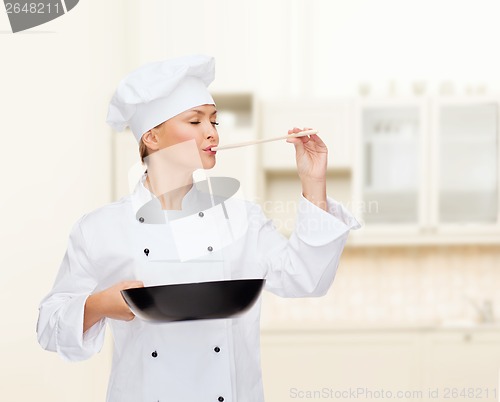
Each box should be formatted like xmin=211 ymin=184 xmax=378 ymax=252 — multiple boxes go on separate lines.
xmin=37 ymin=174 xmax=360 ymax=402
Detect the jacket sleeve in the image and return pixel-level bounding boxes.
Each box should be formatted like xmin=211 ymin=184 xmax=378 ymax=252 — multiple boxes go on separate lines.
xmin=257 ymin=193 xmax=360 ymax=297
xmin=36 ymin=215 xmax=106 ymax=362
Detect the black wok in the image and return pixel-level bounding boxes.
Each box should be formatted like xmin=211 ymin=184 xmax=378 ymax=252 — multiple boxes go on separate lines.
xmin=121 ymin=279 xmax=265 ymax=323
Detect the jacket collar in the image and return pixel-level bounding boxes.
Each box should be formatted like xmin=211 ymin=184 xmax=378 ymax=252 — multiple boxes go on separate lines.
xmin=130 ymin=173 xmax=201 ymax=223
xmin=130 ymin=173 xmax=241 ymax=224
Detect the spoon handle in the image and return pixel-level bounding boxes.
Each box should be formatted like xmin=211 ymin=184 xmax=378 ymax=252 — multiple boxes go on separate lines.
xmin=211 ymin=129 xmax=319 ymax=151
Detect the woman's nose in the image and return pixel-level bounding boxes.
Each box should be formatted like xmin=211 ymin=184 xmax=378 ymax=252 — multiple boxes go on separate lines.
xmin=206 ymin=125 xmax=218 ymax=140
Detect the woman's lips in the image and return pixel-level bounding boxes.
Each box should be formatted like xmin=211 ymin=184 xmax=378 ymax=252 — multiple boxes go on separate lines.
xmin=202 ymin=146 xmax=217 ymax=155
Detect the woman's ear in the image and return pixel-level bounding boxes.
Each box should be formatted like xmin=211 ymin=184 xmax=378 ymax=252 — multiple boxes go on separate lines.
xmin=141 ymin=128 xmax=161 ymax=152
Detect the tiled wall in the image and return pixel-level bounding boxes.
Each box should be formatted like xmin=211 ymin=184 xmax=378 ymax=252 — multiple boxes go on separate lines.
xmin=261 ymin=245 xmax=500 ymax=329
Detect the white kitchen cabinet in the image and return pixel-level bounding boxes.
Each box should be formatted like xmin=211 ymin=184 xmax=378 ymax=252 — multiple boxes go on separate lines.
xmin=261 ymin=170 xmax=352 ymax=236
xmin=351 ymin=97 xmax=500 ymax=245
xmin=430 ymin=99 xmax=500 ymax=234
xmin=353 ymin=100 xmax=428 ymax=228
xmin=261 ymin=330 xmax=421 ymax=402
xmin=422 ymin=330 xmax=500 ymax=401
xmin=261 ymin=327 xmax=500 ymax=402
xmin=260 ymin=100 xmax=354 ymax=170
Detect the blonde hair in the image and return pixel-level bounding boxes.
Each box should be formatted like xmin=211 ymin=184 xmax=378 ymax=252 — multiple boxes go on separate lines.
xmin=139 ymin=140 xmax=149 ymax=164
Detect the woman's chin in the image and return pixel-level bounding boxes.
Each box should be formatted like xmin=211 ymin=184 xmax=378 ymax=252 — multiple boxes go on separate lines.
xmin=201 ymin=159 xmax=216 ymax=170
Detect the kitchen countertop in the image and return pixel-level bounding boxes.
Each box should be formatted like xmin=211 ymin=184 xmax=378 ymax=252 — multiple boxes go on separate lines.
xmin=260 ymin=322 xmax=500 ymax=333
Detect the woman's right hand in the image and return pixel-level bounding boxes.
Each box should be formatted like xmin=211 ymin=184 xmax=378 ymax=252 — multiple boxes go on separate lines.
xmin=84 ymin=280 xmax=144 ymax=333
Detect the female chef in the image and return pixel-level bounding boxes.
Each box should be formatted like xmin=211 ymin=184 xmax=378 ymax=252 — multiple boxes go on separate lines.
xmin=37 ymin=55 xmax=360 ymax=402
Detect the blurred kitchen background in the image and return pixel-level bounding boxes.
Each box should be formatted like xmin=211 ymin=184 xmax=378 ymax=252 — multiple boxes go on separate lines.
xmin=1 ymin=0 xmax=500 ymax=401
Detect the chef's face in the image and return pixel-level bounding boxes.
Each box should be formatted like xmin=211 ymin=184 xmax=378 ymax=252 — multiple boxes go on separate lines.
xmin=156 ymin=104 xmax=219 ymax=169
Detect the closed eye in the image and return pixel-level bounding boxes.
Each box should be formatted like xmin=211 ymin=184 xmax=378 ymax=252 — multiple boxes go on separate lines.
xmin=189 ymin=121 xmax=218 ymax=126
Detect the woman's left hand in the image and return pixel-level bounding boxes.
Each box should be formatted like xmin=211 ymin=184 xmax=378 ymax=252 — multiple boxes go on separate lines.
xmin=286 ymin=127 xmax=328 ymax=182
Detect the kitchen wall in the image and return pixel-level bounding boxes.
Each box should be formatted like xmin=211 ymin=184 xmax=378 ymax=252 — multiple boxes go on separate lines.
xmin=122 ymin=0 xmax=500 ymax=97
xmin=0 ymin=1 xmax=126 ymax=400
xmin=262 ymin=246 xmax=500 ymax=329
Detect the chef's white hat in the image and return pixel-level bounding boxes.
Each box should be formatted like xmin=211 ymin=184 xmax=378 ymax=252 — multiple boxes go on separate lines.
xmin=106 ymin=54 xmax=215 ymax=142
